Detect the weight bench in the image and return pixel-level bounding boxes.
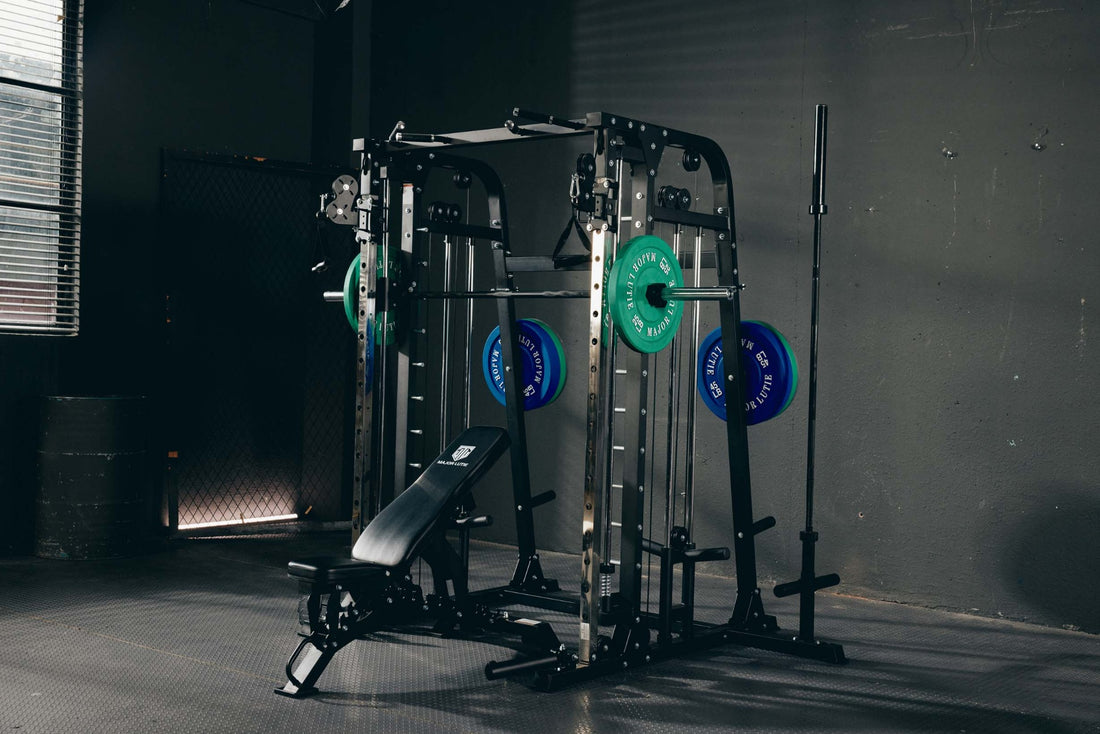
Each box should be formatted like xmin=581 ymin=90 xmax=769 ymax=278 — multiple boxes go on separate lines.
xmin=275 ymin=425 xmax=509 ymax=697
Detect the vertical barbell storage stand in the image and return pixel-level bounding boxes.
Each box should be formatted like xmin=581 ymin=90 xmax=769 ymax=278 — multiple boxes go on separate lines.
xmin=772 ymin=105 xmax=844 ymax=659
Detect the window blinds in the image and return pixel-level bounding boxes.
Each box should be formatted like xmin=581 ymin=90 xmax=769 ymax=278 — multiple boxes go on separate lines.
xmin=0 ymin=0 xmax=82 ymax=335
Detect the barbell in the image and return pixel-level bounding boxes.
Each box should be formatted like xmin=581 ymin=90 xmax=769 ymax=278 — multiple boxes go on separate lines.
xmin=605 ymin=235 xmax=741 ymax=354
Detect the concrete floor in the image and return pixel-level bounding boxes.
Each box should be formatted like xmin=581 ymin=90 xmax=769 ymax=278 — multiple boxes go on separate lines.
xmin=0 ymin=533 xmax=1096 ymax=733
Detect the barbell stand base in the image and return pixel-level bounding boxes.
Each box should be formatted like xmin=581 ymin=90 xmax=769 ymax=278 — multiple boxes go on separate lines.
xmin=773 ymin=528 xmax=842 ymax=645
xmin=720 ymin=627 xmax=847 ymax=665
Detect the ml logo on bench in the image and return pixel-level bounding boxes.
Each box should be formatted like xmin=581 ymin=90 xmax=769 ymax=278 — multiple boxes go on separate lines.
xmin=438 ymin=444 xmax=477 ymax=467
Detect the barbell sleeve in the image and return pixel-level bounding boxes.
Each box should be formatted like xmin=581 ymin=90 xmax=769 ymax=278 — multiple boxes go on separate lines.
xmin=322 ymin=291 xmax=344 ymax=303
xmin=661 ymin=285 xmax=743 ymax=301
xmin=642 ymin=284 xmax=746 ymax=307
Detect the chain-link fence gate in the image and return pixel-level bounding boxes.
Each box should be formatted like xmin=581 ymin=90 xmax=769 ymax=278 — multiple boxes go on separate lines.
xmin=161 ymin=150 xmax=355 ymax=530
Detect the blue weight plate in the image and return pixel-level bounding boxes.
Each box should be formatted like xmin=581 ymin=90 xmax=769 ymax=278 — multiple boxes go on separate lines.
xmin=517 ymin=319 xmax=557 ymax=404
xmin=525 ymin=318 xmax=565 ymax=404
xmin=498 ymin=320 xmax=553 ymax=408
xmin=696 ymin=322 xmax=796 ymax=425
xmin=511 ymin=319 xmax=555 ymax=405
xmin=751 ymin=320 xmax=798 ymax=417
xmin=481 ymin=320 xmax=551 ymax=410
xmin=740 ymin=321 xmax=790 ymax=424
xmin=697 ymin=327 xmax=726 ymax=420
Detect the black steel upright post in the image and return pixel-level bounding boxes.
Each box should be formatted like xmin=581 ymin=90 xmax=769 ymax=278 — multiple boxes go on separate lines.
xmin=617 ymin=153 xmax=655 ymax=622
xmin=480 ymin=169 xmax=545 ymax=590
xmin=352 ymin=139 xmax=385 ymax=537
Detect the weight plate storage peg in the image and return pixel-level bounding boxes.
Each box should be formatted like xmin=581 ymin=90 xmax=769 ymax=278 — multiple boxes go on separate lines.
xmin=482 ymin=320 xmax=559 ymax=410
xmin=696 ymin=321 xmax=798 ymax=425
xmin=607 ymin=235 xmax=684 ymax=354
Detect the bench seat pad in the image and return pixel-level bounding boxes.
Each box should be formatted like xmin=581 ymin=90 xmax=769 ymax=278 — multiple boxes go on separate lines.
xmin=287 ymin=556 xmax=387 ymax=584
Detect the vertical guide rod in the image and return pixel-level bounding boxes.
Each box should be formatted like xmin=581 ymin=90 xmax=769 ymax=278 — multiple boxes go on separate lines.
xmin=799 ymin=103 xmax=828 ymax=642
xmin=440 ymin=236 xmax=453 ymax=451
xmin=683 ymin=226 xmax=703 ymax=535
xmin=664 ymin=225 xmax=683 ymax=546
xmin=462 ymin=197 xmax=474 ymax=428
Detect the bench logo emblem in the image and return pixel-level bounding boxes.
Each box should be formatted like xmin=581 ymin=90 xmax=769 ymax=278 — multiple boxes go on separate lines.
xmin=451 ymin=445 xmax=475 ymax=462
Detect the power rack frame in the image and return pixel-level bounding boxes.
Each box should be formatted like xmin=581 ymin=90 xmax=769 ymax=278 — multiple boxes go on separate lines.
xmin=344 ymin=109 xmax=844 ymax=689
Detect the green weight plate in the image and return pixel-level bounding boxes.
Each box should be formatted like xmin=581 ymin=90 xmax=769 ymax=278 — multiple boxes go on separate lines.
xmin=765 ymin=321 xmax=799 ymax=414
xmin=607 ymin=235 xmax=684 ymax=354
xmin=375 ymin=310 xmax=396 ymax=346
xmin=343 ymin=253 xmax=360 ymax=331
xmin=344 ymin=252 xmax=400 ymax=345
xmin=378 ymin=245 xmax=401 ymax=281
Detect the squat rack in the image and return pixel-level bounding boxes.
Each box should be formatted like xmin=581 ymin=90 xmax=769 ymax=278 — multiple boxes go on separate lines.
xmin=343 ymin=108 xmax=845 ymax=687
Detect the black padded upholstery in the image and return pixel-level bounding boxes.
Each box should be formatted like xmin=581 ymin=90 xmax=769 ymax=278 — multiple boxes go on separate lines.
xmin=351 ymin=426 xmax=509 ymax=567
xmin=287 ymin=556 xmax=386 ymax=584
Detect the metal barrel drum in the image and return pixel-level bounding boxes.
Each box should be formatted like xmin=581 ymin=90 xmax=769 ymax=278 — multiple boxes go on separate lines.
xmin=36 ymin=396 xmax=149 ymax=560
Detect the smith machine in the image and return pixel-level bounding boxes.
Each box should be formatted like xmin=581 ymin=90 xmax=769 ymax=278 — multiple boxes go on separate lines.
xmin=278 ymin=108 xmax=845 ymax=696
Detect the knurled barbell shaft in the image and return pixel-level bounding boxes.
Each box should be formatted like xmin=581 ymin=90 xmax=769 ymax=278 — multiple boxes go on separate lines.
xmin=417 ymin=289 xmax=589 ymax=299
xmin=332 ymin=286 xmax=737 ymax=304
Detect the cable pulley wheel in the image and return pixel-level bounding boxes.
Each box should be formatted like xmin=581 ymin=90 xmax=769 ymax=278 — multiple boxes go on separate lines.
xmin=331 ymin=174 xmax=358 ymax=197
xmin=326 ymin=175 xmax=359 ymax=225
xmin=326 ymin=192 xmax=355 ymax=225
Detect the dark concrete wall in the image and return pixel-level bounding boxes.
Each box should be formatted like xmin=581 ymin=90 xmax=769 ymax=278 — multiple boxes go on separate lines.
xmin=0 ymin=0 xmax=369 ymax=553
xmin=71 ymin=0 xmax=317 ymax=395
xmin=371 ymin=0 xmax=1100 ymax=632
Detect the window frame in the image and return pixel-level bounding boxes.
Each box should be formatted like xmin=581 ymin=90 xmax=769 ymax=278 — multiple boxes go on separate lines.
xmin=0 ymin=0 xmax=83 ymax=335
